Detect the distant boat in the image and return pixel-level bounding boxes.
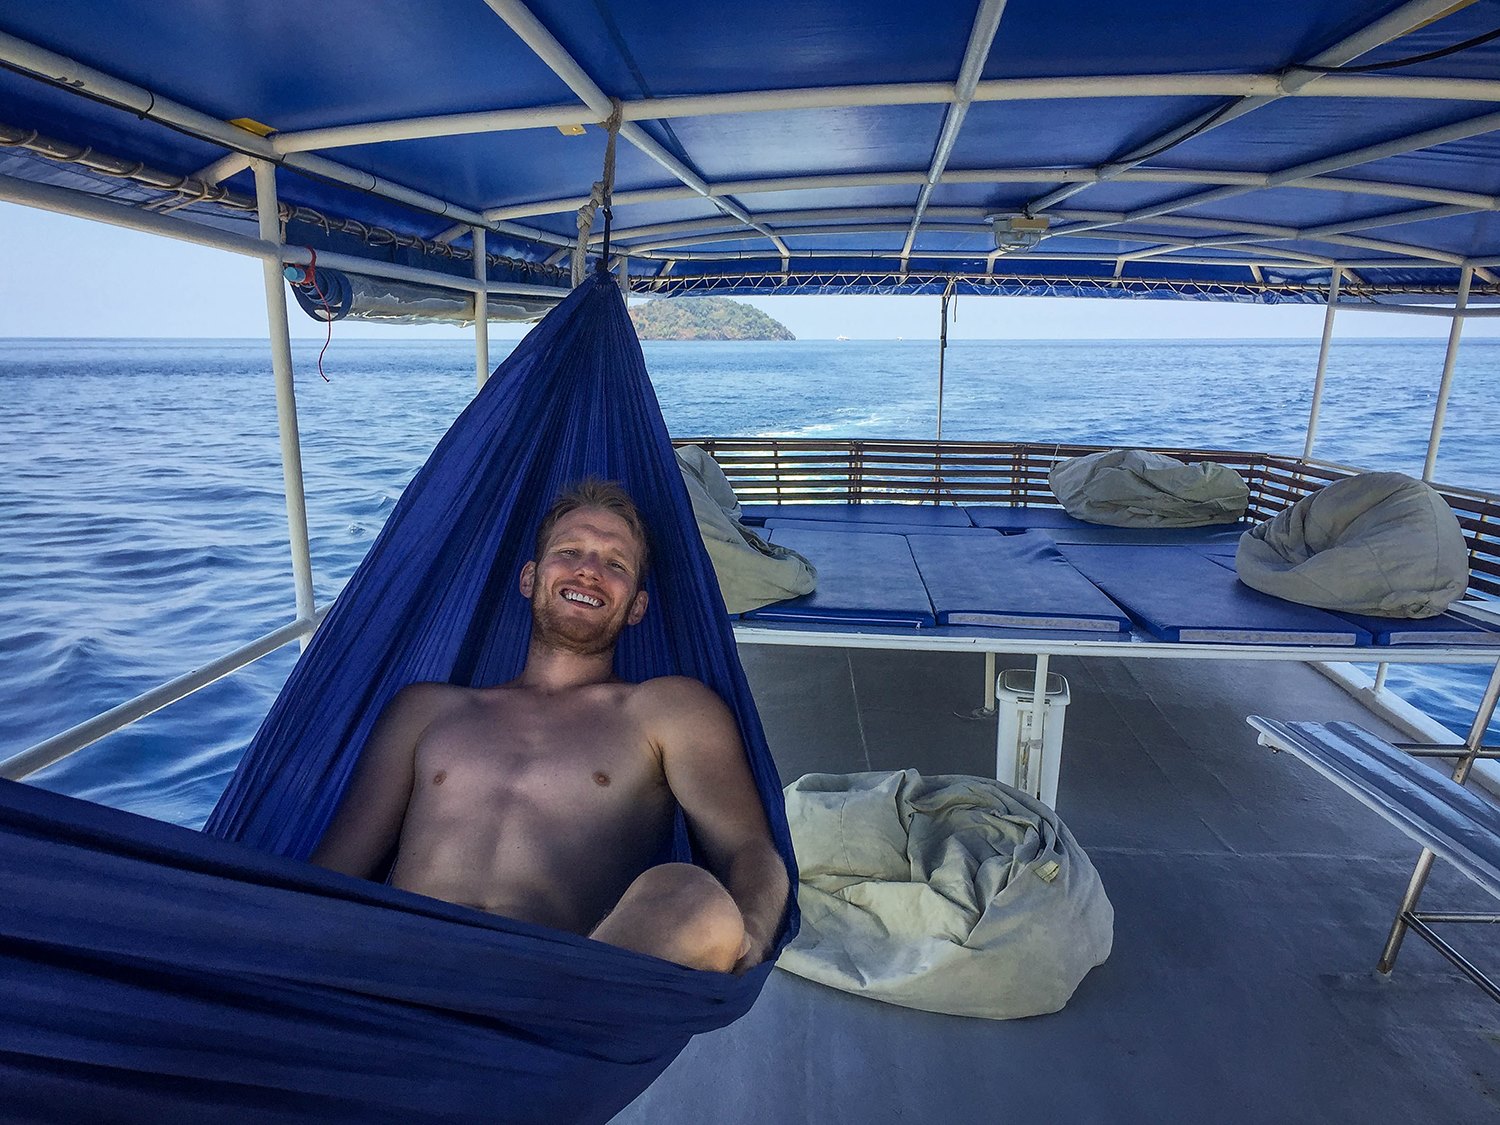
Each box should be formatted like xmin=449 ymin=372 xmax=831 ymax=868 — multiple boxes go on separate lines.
xmin=835 ymin=334 xmax=849 ymax=341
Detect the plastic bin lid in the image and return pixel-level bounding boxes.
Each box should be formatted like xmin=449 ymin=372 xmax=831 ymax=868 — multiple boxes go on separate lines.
xmin=997 ymin=668 xmax=1070 ymax=700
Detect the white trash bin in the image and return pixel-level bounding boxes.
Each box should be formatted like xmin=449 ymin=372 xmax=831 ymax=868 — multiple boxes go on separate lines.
xmin=994 ymin=668 xmax=1071 ymax=809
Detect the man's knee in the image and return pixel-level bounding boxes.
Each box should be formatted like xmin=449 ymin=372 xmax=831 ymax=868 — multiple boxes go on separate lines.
xmin=599 ymin=863 xmax=747 ymax=973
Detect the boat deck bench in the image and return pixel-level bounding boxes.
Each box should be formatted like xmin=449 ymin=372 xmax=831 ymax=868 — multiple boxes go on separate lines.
xmin=1247 ymin=717 xmax=1500 ymax=1001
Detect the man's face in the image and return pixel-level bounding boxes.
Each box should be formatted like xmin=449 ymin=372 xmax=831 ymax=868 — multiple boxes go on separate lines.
xmin=519 ymin=506 xmax=649 ymax=656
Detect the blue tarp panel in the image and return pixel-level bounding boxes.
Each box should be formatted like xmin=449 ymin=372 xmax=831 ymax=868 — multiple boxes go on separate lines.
xmin=1060 ymin=544 xmax=1371 ymax=645
xmin=746 ymin=529 xmax=935 ymax=627
xmin=908 ymin=531 xmax=1131 ymax=633
xmin=740 ymin=504 xmax=973 ymax=527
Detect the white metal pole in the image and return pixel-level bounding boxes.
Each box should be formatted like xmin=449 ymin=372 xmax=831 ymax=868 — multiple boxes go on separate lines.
xmin=1023 ymin=653 xmax=1051 ymax=794
xmin=1302 ymin=267 xmax=1341 ymax=459
xmin=254 ymin=159 xmax=316 ymax=640
xmin=473 ymin=225 xmax=490 ymax=390
xmin=1423 ymin=266 xmax=1472 ymax=481
xmin=937 ymin=286 xmax=952 ymax=441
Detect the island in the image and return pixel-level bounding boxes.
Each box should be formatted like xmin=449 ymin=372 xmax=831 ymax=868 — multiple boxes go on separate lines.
xmin=628 ymin=296 xmax=795 ymax=341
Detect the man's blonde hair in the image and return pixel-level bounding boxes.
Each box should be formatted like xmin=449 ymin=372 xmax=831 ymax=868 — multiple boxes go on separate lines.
xmin=534 ymin=478 xmax=650 ymax=579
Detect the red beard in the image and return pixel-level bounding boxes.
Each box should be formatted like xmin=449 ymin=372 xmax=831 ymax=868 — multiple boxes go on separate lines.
xmin=529 ymin=586 xmax=630 ymax=657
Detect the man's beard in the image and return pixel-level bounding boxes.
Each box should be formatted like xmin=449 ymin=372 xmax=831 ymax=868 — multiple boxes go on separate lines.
xmin=529 ymin=587 xmax=629 ymax=657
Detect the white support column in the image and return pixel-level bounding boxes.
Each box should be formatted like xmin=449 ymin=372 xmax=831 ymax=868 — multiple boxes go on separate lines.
xmin=1423 ymin=266 xmax=1472 ymax=481
xmin=1302 ymin=266 xmax=1341 ymax=460
xmin=253 ymin=160 xmax=316 ymax=639
xmin=936 ymin=285 xmax=953 ymax=441
xmin=472 ymin=225 xmax=490 ymax=390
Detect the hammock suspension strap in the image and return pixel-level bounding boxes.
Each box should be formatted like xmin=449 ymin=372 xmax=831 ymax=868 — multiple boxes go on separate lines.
xmin=572 ymin=99 xmax=624 ymax=287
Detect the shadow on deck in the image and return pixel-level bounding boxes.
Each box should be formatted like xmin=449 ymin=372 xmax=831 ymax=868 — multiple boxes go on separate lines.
xmin=615 ymin=649 xmax=1500 ymax=1124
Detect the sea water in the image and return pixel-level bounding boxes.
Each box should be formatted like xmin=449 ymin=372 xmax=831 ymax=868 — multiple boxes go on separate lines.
xmin=3 ymin=335 xmax=1498 ymax=826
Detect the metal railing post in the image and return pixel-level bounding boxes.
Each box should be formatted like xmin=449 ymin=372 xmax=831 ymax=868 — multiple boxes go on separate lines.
xmin=1302 ymin=266 xmax=1341 ymax=460
xmin=473 ymin=225 xmax=490 ymax=389
xmin=1422 ymin=265 xmax=1472 ymax=482
xmin=253 ymin=159 xmax=316 ymax=640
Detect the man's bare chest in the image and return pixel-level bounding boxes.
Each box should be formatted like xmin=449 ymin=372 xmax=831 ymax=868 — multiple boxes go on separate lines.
xmin=411 ymin=698 xmax=666 ymax=811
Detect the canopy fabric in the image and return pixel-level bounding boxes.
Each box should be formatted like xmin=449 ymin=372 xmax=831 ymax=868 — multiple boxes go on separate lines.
xmin=3 ymin=2 xmax=1500 ymax=302
xmin=2 ymin=273 xmax=799 ymax=1123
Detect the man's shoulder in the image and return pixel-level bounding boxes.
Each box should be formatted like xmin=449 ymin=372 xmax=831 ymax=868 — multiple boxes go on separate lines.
xmin=628 ymin=675 xmax=737 ymax=734
xmin=387 ymin=680 xmax=481 ymax=720
xmin=631 ymin=674 xmax=724 ymax=705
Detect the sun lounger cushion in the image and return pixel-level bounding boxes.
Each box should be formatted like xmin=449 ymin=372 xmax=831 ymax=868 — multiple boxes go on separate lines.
xmin=965 ymin=506 xmax=1095 ymax=532
xmin=1041 ymin=522 xmax=1255 ymax=546
xmin=763 ymin=518 xmax=986 ymax=537
xmin=778 ymin=770 xmax=1113 ymax=1019
xmin=1061 ymin=544 xmax=1370 ymax=644
xmin=1236 ymin=471 xmax=1470 ymax=621
xmin=676 ymin=445 xmax=818 ymax=613
xmin=1202 ymin=553 xmax=1497 ymax=644
xmin=908 ymin=531 xmax=1131 ymax=632
xmin=1235 ymin=472 xmax=1470 ymax=618
xmin=739 ymin=503 xmax=973 ymax=527
xmin=1049 ymin=449 xmax=1249 ymax=527
xmin=747 ymin=529 xmax=934 ymax=626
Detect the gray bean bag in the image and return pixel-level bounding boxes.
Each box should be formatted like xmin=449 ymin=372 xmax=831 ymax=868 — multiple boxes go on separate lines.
xmin=1236 ymin=472 xmax=1469 ymax=618
xmin=777 ymin=770 xmax=1113 ymax=1020
xmin=1049 ymin=448 xmax=1249 ymax=527
xmin=676 ymin=445 xmax=817 ymax=613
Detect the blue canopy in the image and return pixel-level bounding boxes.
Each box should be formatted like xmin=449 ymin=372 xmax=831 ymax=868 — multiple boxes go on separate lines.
xmin=2 ymin=1 xmax=1498 ymax=303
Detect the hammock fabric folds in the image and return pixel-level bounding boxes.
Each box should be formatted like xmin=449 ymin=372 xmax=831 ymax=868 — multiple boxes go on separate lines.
xmin=1 ymin=274 xmax=798 ymax=1123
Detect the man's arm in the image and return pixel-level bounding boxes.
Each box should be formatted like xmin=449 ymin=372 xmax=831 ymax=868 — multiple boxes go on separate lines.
xmin=642 ymin=677 xmax=791 ymax=971
xmin=309 ymin=682 xmax=449 ymax=879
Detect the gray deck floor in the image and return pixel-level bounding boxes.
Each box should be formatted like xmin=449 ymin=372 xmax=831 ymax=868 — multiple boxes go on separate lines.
xmin=615 ymin=648 xmax=1500 ymax=1124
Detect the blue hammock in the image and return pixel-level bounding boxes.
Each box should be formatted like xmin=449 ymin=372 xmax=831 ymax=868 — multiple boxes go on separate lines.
xmin=1 ymin=274 xmax=799 ymax=1123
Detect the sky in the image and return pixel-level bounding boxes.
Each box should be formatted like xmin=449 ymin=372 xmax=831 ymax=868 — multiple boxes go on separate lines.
xmin=3 ymin=200 xmax=1495 ymax=342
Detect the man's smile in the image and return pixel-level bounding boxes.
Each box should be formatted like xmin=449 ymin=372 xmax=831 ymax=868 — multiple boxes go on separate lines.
xmin=561 ymin=588 xmax=605 ymax=608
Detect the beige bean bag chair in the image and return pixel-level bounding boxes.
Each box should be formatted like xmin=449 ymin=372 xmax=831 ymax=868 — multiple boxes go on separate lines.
xmin=676 ymin=445 xmax=817 ymax=613
xmin=1236 ymin=472 xmax=1469 ymax=618
xmin=1049 ymin=448 xmax=1249 ymax=527
xmin=777 ymin=770 xmax=1113 ymax=1020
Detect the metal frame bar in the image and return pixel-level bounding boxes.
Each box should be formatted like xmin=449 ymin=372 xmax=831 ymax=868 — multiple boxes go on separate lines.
xmin=254 ymin=160 xmax=317 ymax=633
xmin=268 ymin=72 xmax=1500 ymax=155
xmin=1303 ymin=267 xmax=1341 ymax=460
xmin=1423 ymin=266 xmax=1473 ymax=481
xmin=479 ymin=0 xmax=790 ymax=259
xmin=0 ymin=173 xmax=572 ymax=305
xmin=1022 ymin=0 xmax=1464 ymax=214
xmin=0 ymin=28 xmax=569 ymax=250
xmin=900 ymin=0 xmax=1009 ymax=262
xmin=490 ymin=169 xmax=1500 ymax=224
xmin=0 ymin=612 xmax=326 ymax=781
xmin=472 ymin=225 xmax=490 ymax=390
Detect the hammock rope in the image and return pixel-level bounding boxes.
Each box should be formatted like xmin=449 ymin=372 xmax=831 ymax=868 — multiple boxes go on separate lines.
xmin=572 ymin=99 xmax=623 ymax=288
xmin=1 ymin=273 xmax=797 ymax=1124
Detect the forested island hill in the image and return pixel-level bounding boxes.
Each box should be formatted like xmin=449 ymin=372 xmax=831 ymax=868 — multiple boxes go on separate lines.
xmin=628 ymin=296 xmax=795 ymax=341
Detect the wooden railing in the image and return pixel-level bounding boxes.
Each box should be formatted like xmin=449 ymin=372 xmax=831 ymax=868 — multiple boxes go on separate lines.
xmin=673 ymin=438 xmax=1500 ymax=601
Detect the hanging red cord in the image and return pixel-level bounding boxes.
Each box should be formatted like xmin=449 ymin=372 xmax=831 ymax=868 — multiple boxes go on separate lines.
xmin=300 ymin=248 xmax=333 ymax=382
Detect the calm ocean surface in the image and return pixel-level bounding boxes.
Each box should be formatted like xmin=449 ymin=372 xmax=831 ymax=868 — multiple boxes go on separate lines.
xmin=4 ymin=335 xmax=1498 ymax=826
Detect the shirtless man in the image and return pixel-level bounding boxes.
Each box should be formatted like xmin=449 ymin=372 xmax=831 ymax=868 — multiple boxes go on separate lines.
xmin=311 ymin=479 xmax=788 ymax=974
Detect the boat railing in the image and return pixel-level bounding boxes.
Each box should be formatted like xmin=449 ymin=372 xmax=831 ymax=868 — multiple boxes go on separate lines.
xmin=674 ymin=437 xmax=1500 ymax=603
